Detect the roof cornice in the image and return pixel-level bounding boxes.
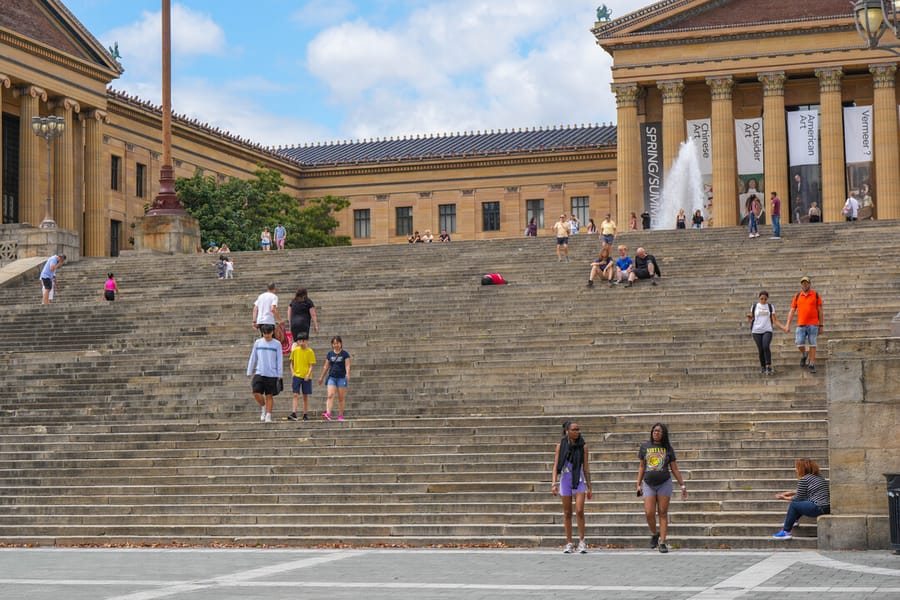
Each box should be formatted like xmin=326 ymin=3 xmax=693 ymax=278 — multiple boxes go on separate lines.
xmin=0 ymin=26 xmax=120 ymax=83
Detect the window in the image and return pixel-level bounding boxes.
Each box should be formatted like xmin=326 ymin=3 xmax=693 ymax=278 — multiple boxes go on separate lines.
xmin=136 ymin=163 xmax=146 ymax=198
xmin=110 ymin=155 xmax=121 ymax=191
xmin=571 ymin=196 xmax=589 ymax=226
xmin=439 ymin=204 xmax=456 ymax=234
xmin=482 ymin=201 xmax=500 ymax=231
xmin=526 ymin=199 xmax=544 ymax=229
xmin=354 ymin=209 xmax=371 ymax=239
xmin=396 ymin=206 xmax=413 ymax=236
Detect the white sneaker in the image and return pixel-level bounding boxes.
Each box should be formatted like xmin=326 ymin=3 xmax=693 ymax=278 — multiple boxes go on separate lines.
xmin=260 ymin=406 xmax=266 ymax=421
xmin=563 ymin=543 xmax=574 ymax=554
xmin=264 ymin=413 xmax=272 ymax=423
xmin=577 ymin=540 xmax=587 ymax=554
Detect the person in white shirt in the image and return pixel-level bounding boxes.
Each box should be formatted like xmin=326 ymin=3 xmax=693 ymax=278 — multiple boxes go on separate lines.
xmin=252 ymin=282 xmax=282 ymax=332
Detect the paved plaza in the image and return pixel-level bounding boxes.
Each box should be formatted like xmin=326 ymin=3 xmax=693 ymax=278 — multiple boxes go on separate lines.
xmin=1 ymin=547 xmax=899 ymax=600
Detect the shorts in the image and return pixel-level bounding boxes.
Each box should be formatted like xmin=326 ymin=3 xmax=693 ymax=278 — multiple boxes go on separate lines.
xmin=641 ymin=478 xmax=673 ymax=497
xmin=634 ymin=268 xmax=652 ymax=280
xmin=795 ymin=325 xmax=819 ymax=348
xmin=261 ymin=241 xmax=270 ymax=248
xmin=559 ymin=465 xmax=587 ymax=497
xmin=104 ymin=289 xmax=115 ymax=301
xmin=326 ymin=377 xmax=348 ymax=388
xmin=292 ymin=377 xmax=312 ymax=395
xmin=276 ymin=238 xmax=285 ymax=248
xmin=602 ymin=234 xmax=615 ymax=245
xmin=556 ymin=237 xmax=569 ymax=246
xmin=251 ymin=375 xmax=280 ymax=396
xmin=41 ymin=278 xmax=53 ymax=290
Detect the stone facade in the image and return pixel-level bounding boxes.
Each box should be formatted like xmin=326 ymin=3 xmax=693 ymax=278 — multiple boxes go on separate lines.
xmin=818 ymin=337 xmax=900 ymax=550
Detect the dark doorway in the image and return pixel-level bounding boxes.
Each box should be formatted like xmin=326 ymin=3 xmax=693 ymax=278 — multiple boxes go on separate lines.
xmin=110 ymin=219 xmax=121 ymax=257
xmin=2 ymin=113 xmax=19 ymax=224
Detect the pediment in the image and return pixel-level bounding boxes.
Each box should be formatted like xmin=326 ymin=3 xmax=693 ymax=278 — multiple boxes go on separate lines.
xmin=0 ymin=0 xmax=122 ymax=76
xmin=595 ymin=0 xmax=855 ymax=40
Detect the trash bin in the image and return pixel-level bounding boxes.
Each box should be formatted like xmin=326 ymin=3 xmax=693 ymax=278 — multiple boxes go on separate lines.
xmin=886 ymin=473 xmax=900 ymax=553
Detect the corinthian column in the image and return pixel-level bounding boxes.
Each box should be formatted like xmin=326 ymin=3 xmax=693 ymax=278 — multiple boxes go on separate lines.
xmin=657 ymin=79 xmax=686 ymax=176
xmin=758 ymin=71 xmax=789 ymax=221
xmin=83 ymin=109 xmax=108 ymax=257
xmin=612 ymin=82 xmax=643 ymax=225
xmin=815 ymin=68 xmax=846 ymax=223
xmin=706 ymin=76 xmax=738 ymax=227
xmin=0 ymin=74 xmax=10 ymax=216
xmin=13 ymin=85 xmax=47 ymax=226
xmin=870 ymin=63 xmax=899 ymax=220
xmin=50 ymin=97 xmax=80 ymax=231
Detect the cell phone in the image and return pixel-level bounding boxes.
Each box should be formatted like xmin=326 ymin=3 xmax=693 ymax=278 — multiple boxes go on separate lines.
xmin=636 ymin=488 xmax=643 ymax=497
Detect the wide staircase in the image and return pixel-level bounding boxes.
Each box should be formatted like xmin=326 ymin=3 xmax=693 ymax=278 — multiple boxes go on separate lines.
xmin=0 ymin=221 xmax=898 ymax=549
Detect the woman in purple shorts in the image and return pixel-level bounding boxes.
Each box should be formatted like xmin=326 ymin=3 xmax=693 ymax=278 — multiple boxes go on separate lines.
xmin=636 ymin=423 xmax=687 ymax=554
xmin=551 ymin=421 xmax=592 ymax=554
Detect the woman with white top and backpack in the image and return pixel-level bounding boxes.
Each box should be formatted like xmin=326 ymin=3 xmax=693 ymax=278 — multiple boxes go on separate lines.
xmin=747 ymin=290 xmax=787 ymax=375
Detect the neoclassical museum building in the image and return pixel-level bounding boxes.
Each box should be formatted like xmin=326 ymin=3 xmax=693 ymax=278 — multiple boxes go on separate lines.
xmin=0 ymin=0 xmax=896 ymax=256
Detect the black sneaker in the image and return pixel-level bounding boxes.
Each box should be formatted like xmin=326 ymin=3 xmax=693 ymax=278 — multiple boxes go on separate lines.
xmin=625 ymin=281 xmax=633 ymax=288
xmin=586 ymin=280 xmax=593 ymax=287
xmin=650 ymin=534 xmax=659 ymax=549
xmin=759 ymin=367 xmax=767 ymax=375
xmin=800 ymin=352 xmax=808 ymax=367
xmin=808 ymin=364 xmax=816 ymax=374
xmin=287 ymin=413 xmax=298 ymax=421
xmin=766 ymin=367 xmax=774 ymax=375
xmin=658 ymin=542 xmax=669 ymax=554
xmin=302 ymin=413 xmax=308 ymax=421
xmin=651 ymin=277 xmax=657 ymax=286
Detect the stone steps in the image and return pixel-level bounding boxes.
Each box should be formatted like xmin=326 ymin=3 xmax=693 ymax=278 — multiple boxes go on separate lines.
xmin=0 ymin=222 xmax=897 ymax=548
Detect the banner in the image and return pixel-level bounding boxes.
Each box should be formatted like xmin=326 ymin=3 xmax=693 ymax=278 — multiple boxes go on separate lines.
xmin=736 ymin=118 xmax=765 ymax=221
xmin=843 ymin=105 xmax=873 ymax=164
xmin=641 ymin=122 xmax=663 ymax=215
xmin=735 ymin=118 xmax=764 ymax=174
xmin=844 ymin=105 xmax=875 ymax=219
xmin=685 ymin=118 xmax=712 ymax=175
xmin=787 ymin=109 xmax=821 ymax=222
xmin=787 ymin=110 xmax=819 ymax=166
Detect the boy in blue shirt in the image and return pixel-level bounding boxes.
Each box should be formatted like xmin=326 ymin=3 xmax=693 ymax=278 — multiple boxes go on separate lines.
xmin=614 ymin=245 xmax=633 ymax=286
xmin=246 ymin=323 xmax=283 ymax=423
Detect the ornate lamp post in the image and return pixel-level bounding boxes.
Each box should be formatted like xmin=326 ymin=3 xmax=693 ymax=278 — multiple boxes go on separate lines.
xmin=30 ymin=115 xmax=65 ymax=228
xmin=854 ymin=0 xmax=900 ymax=53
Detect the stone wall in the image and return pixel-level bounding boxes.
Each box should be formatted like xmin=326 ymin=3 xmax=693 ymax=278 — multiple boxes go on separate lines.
xmin=818 ymin=337 xmax=900 ymax=550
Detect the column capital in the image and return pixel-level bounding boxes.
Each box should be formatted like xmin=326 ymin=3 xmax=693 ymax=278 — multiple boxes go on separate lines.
xmin=869 ymin=63 xmax=897 ymax=88
xmin=657 ymin=79 xmax=685 ymax=104
xmin=815 ymin=67 xmax=843 ymax=93
xmin=13 ymin=85 xmax=47 ymax=101
xmin=49 ymin=97 xmax=81 ymax=113
xmin=0 ymin=73 xmax=10 ymax=89
xmin=84 ymin=109 xmax=109 ymax=124
xmin=758 ymin=71 xmax=786 ymax=96
xmin=612 ymin=82 xmax=642 ymax=108
xmin=705 ymin=75 xmax=734 ymax=100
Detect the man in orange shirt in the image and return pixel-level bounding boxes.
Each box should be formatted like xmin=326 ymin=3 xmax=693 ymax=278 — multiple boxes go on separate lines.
xmin=782 ymin=276 xmax=824 ymax=373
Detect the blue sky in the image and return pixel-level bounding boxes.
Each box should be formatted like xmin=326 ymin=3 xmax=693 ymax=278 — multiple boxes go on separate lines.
xmin=62 ymin=0 xmax=635 ymax=147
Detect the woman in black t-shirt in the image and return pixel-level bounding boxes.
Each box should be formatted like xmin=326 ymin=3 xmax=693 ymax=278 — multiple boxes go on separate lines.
xmin=287 ymin=288 xmax=318 ymax=341
xmin=636 ymin=423 xmax=687 ymax=554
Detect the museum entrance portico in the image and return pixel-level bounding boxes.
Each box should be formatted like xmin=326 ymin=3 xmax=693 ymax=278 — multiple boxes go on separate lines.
xmin=595 ymin=0 xmax=900 ymax=227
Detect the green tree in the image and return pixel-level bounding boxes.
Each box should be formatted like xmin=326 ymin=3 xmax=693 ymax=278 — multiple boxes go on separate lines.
xmin=175 ymin=166 xmax=350 ymax=251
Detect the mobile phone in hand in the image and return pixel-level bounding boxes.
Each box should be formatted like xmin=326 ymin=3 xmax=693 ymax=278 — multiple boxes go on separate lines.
xmin=636 ymin=488 xmax=643 ymax=497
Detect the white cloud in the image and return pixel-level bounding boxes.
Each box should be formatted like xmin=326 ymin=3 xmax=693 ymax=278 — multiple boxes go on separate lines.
xmin=100 ymin=3 xmax=226 ymax=80
xmin=305 ymin=0 xmax=619 ymax=138
xmin=291 ymin=0 xmax=355 ymax=29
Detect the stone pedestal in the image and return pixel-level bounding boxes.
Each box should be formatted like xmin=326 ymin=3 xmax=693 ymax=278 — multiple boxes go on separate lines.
xmin=0 ymin=223 xmax=80 ymax=261
xmin=819 ymin=336 xmax=900 ymax=550
xmin=133 ymin=213 xmax=200 ymax=255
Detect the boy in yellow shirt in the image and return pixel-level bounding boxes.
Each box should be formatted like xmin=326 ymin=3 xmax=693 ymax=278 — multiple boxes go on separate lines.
xmin=288 ymin=336 xmax=316 ymax=421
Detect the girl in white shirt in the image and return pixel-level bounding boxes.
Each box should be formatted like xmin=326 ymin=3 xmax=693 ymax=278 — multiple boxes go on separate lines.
xmin=747 ymin=290 xmax=786 ymax=375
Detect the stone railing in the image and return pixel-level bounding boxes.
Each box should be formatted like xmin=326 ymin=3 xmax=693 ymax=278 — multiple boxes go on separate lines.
xmin=0 ymin=240 xmax=16 ymax=266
